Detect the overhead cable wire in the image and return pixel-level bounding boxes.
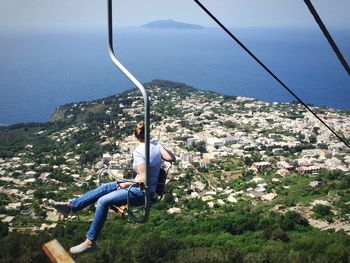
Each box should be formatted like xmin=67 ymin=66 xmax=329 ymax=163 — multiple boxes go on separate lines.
xmin=304 ymin=0 xmax=350 ymax=76
xmin=194 ymin=0 xmax=350 ymax=150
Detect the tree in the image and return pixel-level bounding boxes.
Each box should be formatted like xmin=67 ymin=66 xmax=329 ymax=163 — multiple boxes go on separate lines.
xmin=193 ymin=141 xmax=206 ymax=153
xmin=313 ymin=204 xmax=333 ymax=217
xmin=185 ymin=198 xmax=208 ymax=210
xmin=34 ymin=188 xmax=46 ymax=199
xmin=284 ymin=197 xmax=296 ymax=207
xmin=320 ymin=169 xmax=344 ymax=180
xmin=271 ymin=228 xmax=289 ymax=242
xmin=280 ymin=211 xmax=308 ymax=231
xmin=224 ymin=120 xmax=236 ymax=129
xmin=0 ymin=222 xmax=8 ymax=238
xmin=133 ymin=235 xmax=181 ymax=263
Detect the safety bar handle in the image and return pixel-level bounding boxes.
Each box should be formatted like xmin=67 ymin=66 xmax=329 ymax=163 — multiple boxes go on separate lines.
xmin=107 ymin=0 xmax=151 ymax=223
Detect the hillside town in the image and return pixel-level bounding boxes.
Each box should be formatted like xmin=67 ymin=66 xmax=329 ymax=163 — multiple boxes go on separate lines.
xmin=1 ymin=80 xmax=350 ymax=236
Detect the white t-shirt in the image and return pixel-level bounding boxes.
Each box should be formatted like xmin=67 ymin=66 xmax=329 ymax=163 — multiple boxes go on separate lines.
xmin=133 ymin=141 xmax=162 ymax=193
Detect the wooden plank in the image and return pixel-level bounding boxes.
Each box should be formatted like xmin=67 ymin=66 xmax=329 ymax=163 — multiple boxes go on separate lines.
xmin=42 ymin=239 xmax=75 ymax=263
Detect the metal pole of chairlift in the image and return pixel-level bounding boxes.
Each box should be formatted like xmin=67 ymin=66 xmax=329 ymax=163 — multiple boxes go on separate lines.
xmin=107 ymin=0 xmax=151 ymax=223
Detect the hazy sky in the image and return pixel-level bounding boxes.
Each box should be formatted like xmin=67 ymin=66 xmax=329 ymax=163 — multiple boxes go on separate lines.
xmin=0 ymin=0 xmax=349 ymax=31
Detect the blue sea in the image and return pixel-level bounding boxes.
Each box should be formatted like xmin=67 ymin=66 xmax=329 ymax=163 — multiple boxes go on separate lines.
xmin=0 ymin=27 xmax=349 ymax=125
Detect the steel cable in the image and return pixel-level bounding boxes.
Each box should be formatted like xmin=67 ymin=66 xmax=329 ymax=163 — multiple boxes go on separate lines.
xmin=304 ymin=0 xmax=350 ymax=76
xmin=194 ymin=0 xmax=350 ymax=150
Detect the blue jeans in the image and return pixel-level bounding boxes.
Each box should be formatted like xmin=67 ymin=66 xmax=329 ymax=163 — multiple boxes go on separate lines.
xmin=69 ymin=182 xmax=144 ymax=241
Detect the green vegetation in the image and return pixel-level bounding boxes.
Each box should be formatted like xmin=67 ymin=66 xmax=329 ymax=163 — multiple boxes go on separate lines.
xmin=313 ymin=204 xmax=334 ymax=222
xmin=188 ymin=141 xmax=206 ymax=154
xmin=0 ymin=206 xmax=349 ymax=263
xmin=0 ymin=80 xmax=349 ymax=262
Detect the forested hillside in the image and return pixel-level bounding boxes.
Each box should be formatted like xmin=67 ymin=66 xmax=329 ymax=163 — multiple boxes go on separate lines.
xmin=0 ymin=80 xmax=349 ymax=263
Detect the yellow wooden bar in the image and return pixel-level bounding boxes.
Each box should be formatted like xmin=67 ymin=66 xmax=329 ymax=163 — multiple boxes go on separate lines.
xmin=42 ymin=239 xmax=75 ymax=263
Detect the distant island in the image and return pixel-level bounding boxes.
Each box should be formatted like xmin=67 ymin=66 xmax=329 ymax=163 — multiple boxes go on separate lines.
xmin=141 ymin=19 xmax=205 ymax=30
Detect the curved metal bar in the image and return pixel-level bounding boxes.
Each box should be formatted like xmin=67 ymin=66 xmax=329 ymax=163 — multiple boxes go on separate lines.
xmin=98 ymin=167 xmax=107 ymax=186
xmin=107 ymin=0 xmax=151 ymax=223
xmin=127 ymin=183 xmax=146 ymax=223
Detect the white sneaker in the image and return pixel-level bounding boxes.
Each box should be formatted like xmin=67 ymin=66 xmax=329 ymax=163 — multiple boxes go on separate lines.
xmin=70 ymin=241 xmax=95 ymax=255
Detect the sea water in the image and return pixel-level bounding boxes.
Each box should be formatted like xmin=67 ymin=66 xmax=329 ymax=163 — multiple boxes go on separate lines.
xmin=0 ymin=27 xmax=349 ymax=125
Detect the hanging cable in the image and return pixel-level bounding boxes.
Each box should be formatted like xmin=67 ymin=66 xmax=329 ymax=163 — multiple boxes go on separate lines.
xmin=194 ymin=0 xmax=350 ymax=150
xmin=304 ymin=0 xmax=350 ymax=76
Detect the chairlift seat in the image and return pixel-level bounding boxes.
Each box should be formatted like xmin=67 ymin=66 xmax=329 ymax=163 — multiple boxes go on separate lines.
xmin=111 ymin=167 xmax=168 ymax=218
